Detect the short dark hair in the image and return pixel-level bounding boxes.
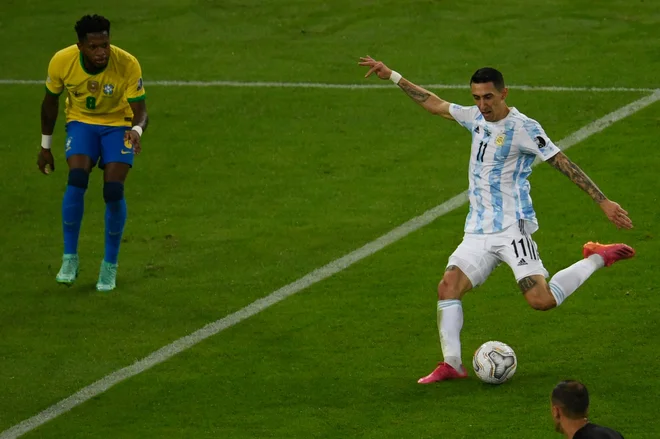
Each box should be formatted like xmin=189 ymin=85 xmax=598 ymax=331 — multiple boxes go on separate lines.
xmin=470 ymin=67 xmax=505 ymax=91
xmin=75 ymin=15 xmax=111 ymax=41
xmin=552 ymin=380 xmax=590 ymax=419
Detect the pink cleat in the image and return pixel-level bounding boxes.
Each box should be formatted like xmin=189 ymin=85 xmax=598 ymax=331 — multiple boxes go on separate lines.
xmin=417 ymin=362 xmax=468 ymax=384
xmin=583 ymin=242 xmax=635 ymax=267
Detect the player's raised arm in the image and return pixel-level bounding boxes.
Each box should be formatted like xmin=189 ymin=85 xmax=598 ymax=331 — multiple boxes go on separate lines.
xmin=359 ymin=56 xmax=453 ymax=120
xmin=546 ymin=152 xmax=633 ymax=229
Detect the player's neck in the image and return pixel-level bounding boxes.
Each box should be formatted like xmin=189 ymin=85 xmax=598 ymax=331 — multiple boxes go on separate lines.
xmin=82 ymin=57 xmax=105 ymax=75
xmin=491 ymin=106 xmax=511 ymax=123
xmin=562 ymin=418 xmax=588 ymax=439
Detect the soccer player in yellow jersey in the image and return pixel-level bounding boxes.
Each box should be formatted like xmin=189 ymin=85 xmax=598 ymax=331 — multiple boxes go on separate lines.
xmin=37 ymin=15 xmax=148 ymax=292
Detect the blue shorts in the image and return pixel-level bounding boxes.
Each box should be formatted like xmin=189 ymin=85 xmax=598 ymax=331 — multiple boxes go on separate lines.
xmin=65 ymin=121 xmax=133 ymax=168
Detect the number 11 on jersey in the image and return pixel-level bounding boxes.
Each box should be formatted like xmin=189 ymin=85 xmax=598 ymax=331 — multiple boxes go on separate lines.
xmin=477 ymin=141 xmax=488 ymax=162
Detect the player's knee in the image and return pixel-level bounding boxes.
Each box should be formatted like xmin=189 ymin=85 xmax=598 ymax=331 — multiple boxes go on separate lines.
xmin=103 ymin=182 xmax=124 ymax=204
xmin=67 ymin=168 xmax=89 ymax=189
xmin=525 ymin=288 xmax=556 ymax=311
xmin=438 ymin=272 xmax=462 ymax=300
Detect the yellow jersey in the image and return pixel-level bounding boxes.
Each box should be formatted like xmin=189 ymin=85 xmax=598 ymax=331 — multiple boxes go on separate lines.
xmin=45 ymin=45 xmax=146 ymax=127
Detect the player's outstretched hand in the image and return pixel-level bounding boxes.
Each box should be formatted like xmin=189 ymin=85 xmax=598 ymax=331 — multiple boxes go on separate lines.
xmin=37 ymin=147 xmax=55 ymax=175
xmin=359 ymin=56 xmax=394 ymax=80
xmin=125 ymin=129 xmax=142 ymax=155
xmin=600 ymin=199 xmax=633 ymax=229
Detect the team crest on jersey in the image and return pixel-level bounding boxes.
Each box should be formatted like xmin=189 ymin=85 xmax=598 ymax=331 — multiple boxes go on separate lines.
xmin=535 ymin=136 xmax=547 ymax=149
xmin=495 ymin=134 xmax=505 ymax=146
xmin=88 ymin=81 xmax=99 ymax=93
xmin=103 ymin=84 xmax=115 ymax=95
xmin=137 ymin=78 xmax=143 ymax=91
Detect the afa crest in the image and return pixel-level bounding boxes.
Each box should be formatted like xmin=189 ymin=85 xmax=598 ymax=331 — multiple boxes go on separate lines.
xmin=495 ymin=134 xmax=505 ymax=146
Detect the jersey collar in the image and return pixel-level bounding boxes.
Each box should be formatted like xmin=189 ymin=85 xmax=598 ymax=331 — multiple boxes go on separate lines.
xmin=79 ymin=51 xmax=108 ymax=75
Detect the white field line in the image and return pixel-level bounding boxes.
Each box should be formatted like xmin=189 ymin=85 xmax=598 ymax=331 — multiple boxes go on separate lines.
xmin=0 ymin=78 xmax=657 ymax=93
xmin=2 ymin=90 xmax=659 ymax=439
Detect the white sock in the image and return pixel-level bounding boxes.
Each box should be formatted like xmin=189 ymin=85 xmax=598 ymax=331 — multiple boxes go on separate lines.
xmin=437 ymin=299 xmax=463 ymax=371
xmin=548 ymin=254 xmax=605 ymax=306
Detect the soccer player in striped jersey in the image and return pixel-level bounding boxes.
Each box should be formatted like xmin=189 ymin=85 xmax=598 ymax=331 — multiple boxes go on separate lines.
xmin=359 ymin=56 xmax=635 ymax=383
xmin=38 ymin=15 xmax=148 ymax=292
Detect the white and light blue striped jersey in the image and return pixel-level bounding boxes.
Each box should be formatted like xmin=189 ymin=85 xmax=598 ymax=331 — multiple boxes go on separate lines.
xmin=449 ymin=104 xmax=561 ymax=234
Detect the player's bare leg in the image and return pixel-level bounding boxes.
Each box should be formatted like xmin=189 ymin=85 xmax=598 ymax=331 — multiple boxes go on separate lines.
xmin=56 ymin=154 xmax=93 ymax=285
xmin=96 ymin=162 xmax=130 ymax=292
xmin=418 ymin=266 xmax=473 ymax=384
xmin=520 ymin=243 xmax=635 ymax=309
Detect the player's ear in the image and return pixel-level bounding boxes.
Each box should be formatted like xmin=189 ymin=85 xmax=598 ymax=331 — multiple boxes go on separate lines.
xmin=551 ymin=405 xmax=561 ymax=421
xmin=500 ymin=87 xmax=509 ymax=100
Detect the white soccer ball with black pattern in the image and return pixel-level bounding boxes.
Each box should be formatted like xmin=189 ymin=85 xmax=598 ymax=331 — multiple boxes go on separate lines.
xmin=472 ymin=341 xmax=517 ymax=384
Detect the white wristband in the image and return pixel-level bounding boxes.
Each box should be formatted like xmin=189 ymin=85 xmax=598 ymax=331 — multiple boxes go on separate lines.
xmin=389 ymin=71 xmax=402 ymax=85
xmin=131 ymin=125 xmax=143 ymax=137
xmin=41 ymin=134 xmax=53 ymax=150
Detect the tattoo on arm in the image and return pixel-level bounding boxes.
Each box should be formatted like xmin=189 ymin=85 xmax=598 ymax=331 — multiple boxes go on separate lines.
xmin=398 ymin=81 xmax=431 ymax=103
xmin=518 ymin=276 xmax=537 ymax=293
xmin=546 ymin=153 xmax=606 ymax=203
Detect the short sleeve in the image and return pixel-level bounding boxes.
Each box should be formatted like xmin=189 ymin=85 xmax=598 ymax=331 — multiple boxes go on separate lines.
xmin=45 ymin=55 xmax=64 ymax=96
xmin=519 ymin=119 xmax=561 ymax=161
xmin=125 ymin=58 xmax=146 ymax=103
xmin=449 ymin=104 xmax=480 ymax=131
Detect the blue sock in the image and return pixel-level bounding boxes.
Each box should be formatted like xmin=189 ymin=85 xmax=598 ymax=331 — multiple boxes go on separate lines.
xmin=62 ymin=169 xmax=89 ymax=255
xmin=104 ymin=182 xmax=127 ymax=265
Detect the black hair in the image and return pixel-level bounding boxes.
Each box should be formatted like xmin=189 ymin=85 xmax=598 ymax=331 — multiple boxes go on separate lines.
xmin=75 ymin=15 xmax=111 ymax=41
xmin=470 ymin=67 xmax=505 ymax=91
xmin=552 ymin=380 xmax=590 ymax=419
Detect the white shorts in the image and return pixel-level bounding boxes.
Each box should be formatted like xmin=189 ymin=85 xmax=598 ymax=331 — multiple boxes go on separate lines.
xmin=447 ymin=220 xmax=549 ymax=287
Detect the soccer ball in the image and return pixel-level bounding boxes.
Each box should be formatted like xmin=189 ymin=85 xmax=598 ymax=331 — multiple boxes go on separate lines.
xmin=472 ymin=341 xmax=517 ymax=384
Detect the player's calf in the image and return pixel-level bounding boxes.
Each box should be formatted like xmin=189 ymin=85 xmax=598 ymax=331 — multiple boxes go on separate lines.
xmin=98 ymin=181 xmax=127 ymax=292
xmin=61 ymin=168 xmax=89 ymax=260
xmin=103 ymin=181 xmax=127 ymax=264
xmin=433 ymin=265 xmax=473 ymax=374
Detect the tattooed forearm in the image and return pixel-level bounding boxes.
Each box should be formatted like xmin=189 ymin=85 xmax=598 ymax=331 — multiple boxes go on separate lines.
xmin=547 ymin=152 xmax=606 ymax=203
xmin=394 ymin=78 xmax=452 ymax=118
xmin=398 ymin=80 xmax=431 ymax=103
xmin=518 ymin=276 xmax=537 ymax=293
